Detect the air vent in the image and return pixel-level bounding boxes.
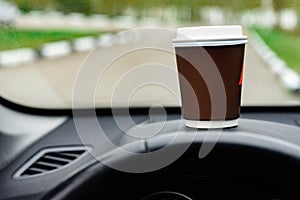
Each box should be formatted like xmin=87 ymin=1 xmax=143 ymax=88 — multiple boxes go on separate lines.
xmin=14 ymin=146 xmax=88 ymax=178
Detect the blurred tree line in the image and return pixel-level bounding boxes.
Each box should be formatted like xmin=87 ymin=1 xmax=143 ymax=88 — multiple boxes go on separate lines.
xmin=10 ymin=0 xmax=299 ymax=19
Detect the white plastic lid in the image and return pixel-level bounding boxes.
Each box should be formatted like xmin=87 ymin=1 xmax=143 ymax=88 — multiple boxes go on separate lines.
xmin=172 ymin=25 xmax=247 ymax=47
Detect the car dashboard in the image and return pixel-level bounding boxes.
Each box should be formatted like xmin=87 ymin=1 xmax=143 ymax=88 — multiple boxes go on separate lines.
xmin=0 ymin=102 xmax=300 ymax=200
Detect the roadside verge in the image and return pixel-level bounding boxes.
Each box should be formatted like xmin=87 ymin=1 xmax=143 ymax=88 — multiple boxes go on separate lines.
xmin=0 ymin=31 xmax=137 ymax=67
xmin=250 ymin=31 xmax=300 ymax=94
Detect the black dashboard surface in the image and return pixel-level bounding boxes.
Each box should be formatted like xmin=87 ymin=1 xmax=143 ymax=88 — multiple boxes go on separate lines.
xmin=0 ymin=106 xmax=299 ymax=200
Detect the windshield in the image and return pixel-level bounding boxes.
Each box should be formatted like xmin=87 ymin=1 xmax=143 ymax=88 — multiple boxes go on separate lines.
xmin=0 ymin=0 xmax=299 ymax=109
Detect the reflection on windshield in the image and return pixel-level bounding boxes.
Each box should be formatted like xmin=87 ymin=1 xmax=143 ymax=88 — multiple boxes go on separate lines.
xmin=0 ymin=0 xmax=299 ymax=109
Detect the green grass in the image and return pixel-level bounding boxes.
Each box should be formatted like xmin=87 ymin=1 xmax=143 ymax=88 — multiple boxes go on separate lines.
xmin=0 ymin=28 xmax=103 ymax=51
xmin=252 ymin=27 xmax=300 ymax=75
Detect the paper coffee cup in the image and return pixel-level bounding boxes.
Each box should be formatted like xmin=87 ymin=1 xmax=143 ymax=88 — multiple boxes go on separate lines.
xmin=173 ymin=25 xmax=247 ymax=129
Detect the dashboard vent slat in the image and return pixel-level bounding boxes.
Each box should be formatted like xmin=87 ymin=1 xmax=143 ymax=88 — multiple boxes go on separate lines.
xmin=15 ymin=147 xmax=88 ymax=178
xmin=35 ymin=161 xmax=62 ymax=169
xmin=43 ymin=155 xmax=73 ymax=163
xmin=23 ymin=167 xmax=47 ymax=175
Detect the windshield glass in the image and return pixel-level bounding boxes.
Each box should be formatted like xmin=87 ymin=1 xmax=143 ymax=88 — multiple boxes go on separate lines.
xmin=0 ymin=0 xmax=299 ymax=109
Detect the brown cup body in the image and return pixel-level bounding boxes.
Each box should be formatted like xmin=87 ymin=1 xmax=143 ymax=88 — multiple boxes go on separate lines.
xmin=175 ymin=44 xmax=245 ymax=121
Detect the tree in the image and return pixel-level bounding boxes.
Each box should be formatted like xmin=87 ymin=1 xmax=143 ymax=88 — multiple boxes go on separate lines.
xmin=273 ymin=0 xmax=299 ymax=10
xmin=55 ymin=0 xmax=92 ymax=15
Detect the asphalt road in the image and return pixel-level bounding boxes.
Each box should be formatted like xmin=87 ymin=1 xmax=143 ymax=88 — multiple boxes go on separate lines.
xmin=0 ymin=29 xmax=299 ymax=109
xmin=242 ymin=42 xmax=300 ymax=105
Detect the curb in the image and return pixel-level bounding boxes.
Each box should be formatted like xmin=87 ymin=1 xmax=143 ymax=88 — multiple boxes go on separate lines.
xmin=40 ymin=40 xmax=72 ymax=58
xmin=0 ymin=48 xmax=38 ymax=66
xmin=72 ymin=36 xmax=96 ymax=52
xmin=250 ymin=31 xmax=300 ymax=94
xmin=0 ymin=31 xmax=139 ymax=67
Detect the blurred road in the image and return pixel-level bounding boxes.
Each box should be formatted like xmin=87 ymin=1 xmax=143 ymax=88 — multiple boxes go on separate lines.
xmin=242 ymin=42 xmax=300 ymax=105
xmin=0 ymin=29 xmax=299 ymax=109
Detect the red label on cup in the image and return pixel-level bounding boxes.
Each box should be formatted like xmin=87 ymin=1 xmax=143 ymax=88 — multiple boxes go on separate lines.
xmin=239 ymin=65 xmax=244 ymax=85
